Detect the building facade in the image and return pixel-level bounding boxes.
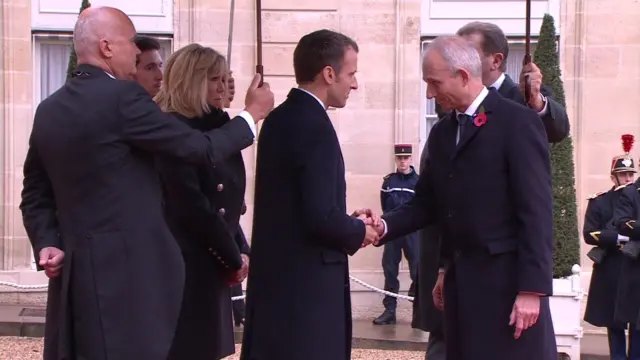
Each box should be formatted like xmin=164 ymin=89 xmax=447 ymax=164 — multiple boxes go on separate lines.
xmin=1 ymin=0 xmax=639 ymax=313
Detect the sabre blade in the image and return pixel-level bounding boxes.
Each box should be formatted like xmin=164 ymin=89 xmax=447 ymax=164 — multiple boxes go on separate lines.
xmin=227 ymin=0 xmax=235 ymax=68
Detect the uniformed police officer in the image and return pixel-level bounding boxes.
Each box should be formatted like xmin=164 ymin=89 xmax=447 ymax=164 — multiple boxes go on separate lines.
xmin=373 ymin=144 xmax=420 ymax=325
xmin=584 ymin=134 xmax=638 ymax=360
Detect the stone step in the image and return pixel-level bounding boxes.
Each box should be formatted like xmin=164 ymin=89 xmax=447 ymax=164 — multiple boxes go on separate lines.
xmin=0 ymin=305 xmax=611 ymax=358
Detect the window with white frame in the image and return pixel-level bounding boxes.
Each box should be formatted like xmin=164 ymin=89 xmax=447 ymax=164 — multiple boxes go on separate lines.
xmin=418 ymin=39 xmax=538 ymax=156
xmin=33 ymin=34 xmax=173 ymax=105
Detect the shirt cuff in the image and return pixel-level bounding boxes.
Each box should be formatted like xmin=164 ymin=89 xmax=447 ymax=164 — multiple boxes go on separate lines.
xmin=237 ymin=110 xmax=257 ymax=139
xmin=618 ymin=235 xmax=630 ymax=244
xmin=536 ymin=94 xmax=549 ymax=116
xmin=380 ymin=219 xmax=388 ymax=238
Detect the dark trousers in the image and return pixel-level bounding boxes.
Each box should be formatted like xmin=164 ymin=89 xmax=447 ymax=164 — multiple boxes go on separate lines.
xmin=608 ymin=326 xmax=640 ymax=360
xmin=231 ymin=284 xmax=245 ymax=324
xmin=426 ymin=328 xmax=446 ymax=360
xmin=382 ymin=233 xmax=419 ymax=311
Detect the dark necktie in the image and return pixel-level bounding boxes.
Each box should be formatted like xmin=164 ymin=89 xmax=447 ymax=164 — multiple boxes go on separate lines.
xmin=457 ymin=113 xmax=471 ymax=144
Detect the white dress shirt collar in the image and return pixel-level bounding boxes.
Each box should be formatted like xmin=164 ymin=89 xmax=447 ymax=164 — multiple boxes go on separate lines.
xmin=489 ymin=72 xmax=506 ymax=91
xmin=296 ymin=87 xmax=326 ymax=110
xmin=456 ymin=87 xmax=489 ymax=117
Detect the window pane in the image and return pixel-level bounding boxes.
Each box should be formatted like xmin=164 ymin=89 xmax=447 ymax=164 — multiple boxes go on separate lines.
xmin=158 ymin=41 xmax=173 ymax=62
xmin=421 ymin=41 xmax=437 ymax=115
xmin=40 ymin=42 xmax=72 ymax=100
xmin=37 ymin=37 xmax=173 ymax=104
xmin=504 ymin=43 xmax=537 ymax=83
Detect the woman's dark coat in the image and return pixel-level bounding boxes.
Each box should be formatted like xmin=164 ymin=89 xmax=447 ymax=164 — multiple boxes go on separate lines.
xmin=157 ymin=109 xmax=249 ymax=360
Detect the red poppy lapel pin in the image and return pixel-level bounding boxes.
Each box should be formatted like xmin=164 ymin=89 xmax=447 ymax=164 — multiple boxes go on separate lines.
xmin=473 ymin=106 xmax=488 ymax=127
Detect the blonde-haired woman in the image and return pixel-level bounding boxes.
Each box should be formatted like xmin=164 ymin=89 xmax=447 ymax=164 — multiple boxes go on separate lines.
xmin=156 ymin=43 xmax=250 ymax=360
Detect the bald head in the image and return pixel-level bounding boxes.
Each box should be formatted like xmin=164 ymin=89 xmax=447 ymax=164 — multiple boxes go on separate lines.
xmin=71 ymin=7 xmax=140 ymax=79
xmin=73 ymin=7 xmax=134 ymax=60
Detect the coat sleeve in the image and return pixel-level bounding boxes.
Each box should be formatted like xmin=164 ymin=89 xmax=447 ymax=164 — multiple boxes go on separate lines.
xmin=539 ymin=85 xmax=570 ymax=144
xmin=156 ymin=158 xmax=243 ymax=271
xmin=380 ymin=137 xmax=438 ymax=244
xmin=505 ymin=104 xmax=554 ymax=296
xmin=380 ymin=178 xmax=390 ymax=214
xmin=235 ymin=226 xmax=251 ymax=256
xmin=583 ymin=198 xmax=619 ymax=248
xmin=295 ymin=119 xmax=365 ymax=256
xmin=119 ymin=82 xmax=255 ymax=166
xmin=613 ymin=187 xmax=640 ymax=239
xmin=19 ymin=137 xmax=61 ymax=271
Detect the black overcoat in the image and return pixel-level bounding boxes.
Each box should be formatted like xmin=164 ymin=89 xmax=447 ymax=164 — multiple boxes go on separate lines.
xmin=583 ymin=187 xmax=627 ymax=329
xmin=411 ymin=140 xmax=443 ymax=332
xmin=612 ymin=182 xmax=640 ymax=329
xmin=19 ymin=64 xmax=254 ymax=360
xmin=158 ymin=110 xmax=250 ymax=360
xmin=380 ymin=89 xmax=557 ymax=360
xmin=240 ymin=89 xmax=366 ymax=360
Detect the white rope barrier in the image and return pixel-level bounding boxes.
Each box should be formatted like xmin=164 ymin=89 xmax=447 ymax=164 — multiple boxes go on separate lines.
xmin=0 ymin=275 xmax=415 ymax=302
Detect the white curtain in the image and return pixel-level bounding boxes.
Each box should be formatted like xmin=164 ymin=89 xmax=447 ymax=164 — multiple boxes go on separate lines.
xmin=39 ymin=42 xmax=72 ymax=102
xmin=158 ymin=42 xmax=173 ymax=63
xmin=37 ymin=38 xmax=173 ymax=104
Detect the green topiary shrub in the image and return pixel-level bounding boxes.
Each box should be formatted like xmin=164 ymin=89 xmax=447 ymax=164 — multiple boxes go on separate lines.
xmin=66 ymin=0 xmax=92 ymax=80
xmin=534 ymin=14 xmax=580 ymax=278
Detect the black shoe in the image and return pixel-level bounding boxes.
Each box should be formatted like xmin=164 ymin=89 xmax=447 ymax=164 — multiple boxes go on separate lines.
xmin=372 ymin=310 xmax=396 ymax=325
xmin=234 ymin=318 xmax=245 ymax=327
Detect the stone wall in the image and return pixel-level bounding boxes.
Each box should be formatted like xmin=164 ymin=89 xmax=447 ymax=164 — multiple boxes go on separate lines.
xmin=562 ymin=0 xmax=640 ymax=273
xmin=1 ymin=0 xmax=35 ymax=273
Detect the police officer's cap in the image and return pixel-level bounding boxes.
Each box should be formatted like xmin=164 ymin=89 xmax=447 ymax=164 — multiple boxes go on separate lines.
xmin=611 ymin=134 xmax=637 ymax=174
xmin=394 ymin=144 xmax=412 ymax=156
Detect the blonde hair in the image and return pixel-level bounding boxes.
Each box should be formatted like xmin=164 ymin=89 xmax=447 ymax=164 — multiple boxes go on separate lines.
xmin=154 ymin=43 xmax=227 ymax=118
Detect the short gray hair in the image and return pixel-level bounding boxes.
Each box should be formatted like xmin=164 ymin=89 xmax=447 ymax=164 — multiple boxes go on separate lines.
xmin=423 ymin=35 xmax=482 ymax=78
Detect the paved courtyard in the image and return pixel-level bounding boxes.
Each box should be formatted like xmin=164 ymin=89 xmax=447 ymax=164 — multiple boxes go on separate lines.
xmin=0 ymin=338 xmax=425 ymax=360
xmin=0 ymin=302 xmax=612 ymax=359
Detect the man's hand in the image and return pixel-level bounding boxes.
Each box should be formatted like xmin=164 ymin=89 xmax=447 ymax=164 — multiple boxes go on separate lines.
xmin=39 ymin=247 xmax=64 ymax=279
xmin=432 ymin=271 xmax=445 ymax=311
xmin=351 ymin=208 xmax=381 ymax=227
xmin=244 ymin=73 xmax=274 ymax=122
xmin=361 ymin=225 xmax=379 ymax=248
xmin=224 ymin=70 xmax=236 ymax=108
xmin=519 ymin=62 xmax=545 ymax=112
xmin=509 ymin=292 xmax=541 ymax=339
xmin=227 ymin=254 xmax=250 ymax=285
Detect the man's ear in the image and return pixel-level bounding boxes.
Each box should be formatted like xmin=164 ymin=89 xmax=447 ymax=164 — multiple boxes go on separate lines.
xmin=321 ymin=66 xmax=336 ymax=85
xmin=492 ymin=53 xmax=504 ymax=72
xmin=99 ymin=38 xmax=113 ymax=59
xmin=457 ymin=68 xmax=471 ymax=86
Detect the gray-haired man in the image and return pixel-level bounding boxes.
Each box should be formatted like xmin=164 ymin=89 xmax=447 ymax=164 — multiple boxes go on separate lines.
xmin=373 ymin=35 xmax=556 ymax=360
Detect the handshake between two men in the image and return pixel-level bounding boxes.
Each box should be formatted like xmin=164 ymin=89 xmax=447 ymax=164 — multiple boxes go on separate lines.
xmin=351 ymin=209 xmax=385 ymax=248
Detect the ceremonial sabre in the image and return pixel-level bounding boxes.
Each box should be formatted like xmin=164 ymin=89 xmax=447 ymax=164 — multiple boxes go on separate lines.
xmin=256 ymin=0 xmax=264 ymax=86
xmin=227 ymin=0 xmax=235 ymax=68
xmin=523 ymin=0 xmax=532 ymax=103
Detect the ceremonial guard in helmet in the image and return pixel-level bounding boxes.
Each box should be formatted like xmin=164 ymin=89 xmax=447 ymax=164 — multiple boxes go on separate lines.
xmin=374 ymin=144 xmax=420 ymax=325
xmin=585 ymin=134 xmax=640 ymax=359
